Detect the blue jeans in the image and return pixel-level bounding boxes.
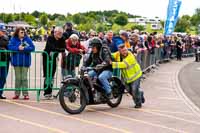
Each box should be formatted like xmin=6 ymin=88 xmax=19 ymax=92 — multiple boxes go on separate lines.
xmin=88 ymin=70 xmax=112 ymax=94
xmin=0 ymin=66 xmax=9 ymax=96
xmin=129 ymin=78 xmax=143 ymax=105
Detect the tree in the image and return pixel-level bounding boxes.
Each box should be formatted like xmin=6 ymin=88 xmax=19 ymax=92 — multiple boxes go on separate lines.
xmin=191 ymin=8 xmax=200 ymax=27
xmin=114 ymin=14 xmax=128 ymax=26
xmin=31 ymin=10 xmax=41 ymax=18
xmin=160 ymin=20 xmax=165 ymax=28
xmin=132 ymin=25 xmax=145 ymax=31
xmin=175 ymin=15 xmax=191 ymax=33
xmin=13 ymin=14 xmax=20 ymax=21
xmin=96 ymin=23 xmax=108 ymax=32
xmin=4 ymin=14 xmax=13 ymax=23
xmin=77 ymin=22 xmax=93 ymax=32
xmin=72 ymin=13 xmax=82 ymax=24
xmin=20 ymin=12 xmax=26 ymax=20
xmin=40 ymin=14 xmax=48 ymax=26
xmin=0 ymin=13 xmax=6 ymax=21
xmin=24 ymin=15 xmax=36 ymax=26
xmin=123 ymin=23 xmax=145 ymax=31
xmin=47 ymin=20 xmax=56 ymax=28
xmin=123 ymin=23 xmax=135 ymax=30
xmin=57 ymin=15 xmax=66 ymax=21
xmin=48 ymin=13 xmax=66 ymax=21
xmin=112 ymin=24 xmax=122 ymax=33
xmin=72 ymin=13 xmax=87 ymax=24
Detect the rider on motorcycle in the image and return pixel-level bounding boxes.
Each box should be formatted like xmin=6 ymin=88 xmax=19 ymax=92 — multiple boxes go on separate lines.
xmin=84 ymin=37 xmax=113 ymax=98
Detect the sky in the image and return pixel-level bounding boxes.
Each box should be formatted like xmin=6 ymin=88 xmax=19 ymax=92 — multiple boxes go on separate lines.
xmin=0 ymin=0 xmax=199 ymax=19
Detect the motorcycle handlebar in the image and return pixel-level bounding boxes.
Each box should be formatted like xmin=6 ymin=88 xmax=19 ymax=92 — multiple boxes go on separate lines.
xmin=81 ymin=64 xmax=107 ymax=72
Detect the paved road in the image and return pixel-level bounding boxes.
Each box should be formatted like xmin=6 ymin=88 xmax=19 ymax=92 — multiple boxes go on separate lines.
xmin=1 ymin=43 xmax=200 ymax=133
xmin=179 ymin=61 xmax=200 ymax=108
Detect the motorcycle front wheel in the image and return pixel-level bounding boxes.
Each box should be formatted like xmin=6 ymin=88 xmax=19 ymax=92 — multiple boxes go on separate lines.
xmin=59 ymin=82 xmax=87 ymax=114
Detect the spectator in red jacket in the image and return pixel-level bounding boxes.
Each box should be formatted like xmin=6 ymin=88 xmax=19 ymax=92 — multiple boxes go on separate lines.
xmin=63 ymin=34 xmax=85 ymax=78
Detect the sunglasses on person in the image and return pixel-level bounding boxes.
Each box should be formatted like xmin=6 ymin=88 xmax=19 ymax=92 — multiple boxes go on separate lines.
xmin=90 ymin=34 xmax=96 ymax=37
xmin=20 ymin=31 xmax=25 ymax=34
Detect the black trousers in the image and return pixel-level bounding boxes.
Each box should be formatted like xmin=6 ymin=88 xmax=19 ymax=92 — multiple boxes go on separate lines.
xmin=44 ymin=78 xmax=53 ymax=95
xmin=43 ymin=62 xmax=57 ymax=96
xmin=177 ymin=50 xmax=182 ymax=60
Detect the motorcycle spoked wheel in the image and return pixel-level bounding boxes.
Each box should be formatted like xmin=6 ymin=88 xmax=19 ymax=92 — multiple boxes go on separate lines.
xmin=59 ymin=83 xmax=87 ymax=114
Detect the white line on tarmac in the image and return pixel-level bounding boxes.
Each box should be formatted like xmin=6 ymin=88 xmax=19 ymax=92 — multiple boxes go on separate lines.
xmin=12 ymin=100 xmax=195 ymax=116
xmin=2 ymin=100 xmax=131 ymax=133
xmin=6 ymin=100 xmax=186 ymax=133
xmin=155 ymin=88 xmax=175 ymax=91
xmin=196 ymin=67 xmax=200 ymax=70
xmin=88 ymin=108 xmax=186 ymax=133
xmin=0 ymin=113 xmax=68 ymax=133
xmin=122 ymin=107 xmax=200 ymax=126
xmin=158 ymin=97 xmax=183 ymax=101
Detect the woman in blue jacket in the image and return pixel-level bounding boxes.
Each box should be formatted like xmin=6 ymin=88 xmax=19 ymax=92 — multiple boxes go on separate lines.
xmin=8 ymin=27 xmax=35 ymax=100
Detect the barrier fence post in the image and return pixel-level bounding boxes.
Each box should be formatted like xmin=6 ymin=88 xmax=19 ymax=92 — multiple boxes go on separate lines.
xmin=0 ymin=50 xmax=50 ymax=102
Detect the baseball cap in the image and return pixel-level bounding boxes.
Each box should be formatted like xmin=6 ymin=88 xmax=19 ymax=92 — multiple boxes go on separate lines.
xmin=0 ymin=23 xmax=6 ymax=32
xmin=112 ymin=36 xmax=125 ymax=48
xmin=120 ymin=31 xmax=129 ymax=38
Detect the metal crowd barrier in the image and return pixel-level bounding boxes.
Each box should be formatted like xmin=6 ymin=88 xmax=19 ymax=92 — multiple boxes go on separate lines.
xmin=0 ymin=50 xmax=55 ymax=101
xmin=137 ymin=45 xmax=195 ymax=73
xmin=0 ymin=45 xmax=196 ymax=101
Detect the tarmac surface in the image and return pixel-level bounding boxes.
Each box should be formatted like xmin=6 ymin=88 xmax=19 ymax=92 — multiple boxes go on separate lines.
xmin=1 ymin=42 xmax=200 ymax=133
xmin=179 ymin=61 xmax=200 ymax=109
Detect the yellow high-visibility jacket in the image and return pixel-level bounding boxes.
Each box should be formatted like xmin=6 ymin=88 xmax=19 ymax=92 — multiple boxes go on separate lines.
xmin=112 ymin=51 xmax=142 ymax=84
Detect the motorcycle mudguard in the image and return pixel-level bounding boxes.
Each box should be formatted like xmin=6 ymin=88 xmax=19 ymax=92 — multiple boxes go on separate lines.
xmin=111 ymin=76 xmax=125 ymax=93
xmin=62 ymin=77 xmax=79 ymax=85
xmin=62 ymin=78 xmax=89 ymax=103
xmin=61 ymin=75 xmax=73 ymax=84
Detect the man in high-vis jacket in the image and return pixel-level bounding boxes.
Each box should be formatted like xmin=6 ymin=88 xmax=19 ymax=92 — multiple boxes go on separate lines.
xmin=111 ymin=40 xmax=145 ymax=108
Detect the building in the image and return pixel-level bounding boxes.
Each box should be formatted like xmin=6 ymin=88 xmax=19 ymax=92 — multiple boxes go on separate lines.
xmin=128 ymin=17 xmax=162 ymax=30
xmin=6 ymin=21 xmax=33 ymax=29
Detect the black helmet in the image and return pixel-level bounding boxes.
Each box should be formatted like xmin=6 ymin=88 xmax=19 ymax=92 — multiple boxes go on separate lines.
xmin=65 ymin=22 xmax=73 ymax=30
xmin=89 ymin=37 xmax=102 ymax=48
xmin=65 ymin=22 xmax=72 ymax=27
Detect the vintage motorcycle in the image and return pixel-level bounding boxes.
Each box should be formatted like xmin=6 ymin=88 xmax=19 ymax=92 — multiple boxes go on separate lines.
xmin=59 ymin=65 xmax=125 ymax=114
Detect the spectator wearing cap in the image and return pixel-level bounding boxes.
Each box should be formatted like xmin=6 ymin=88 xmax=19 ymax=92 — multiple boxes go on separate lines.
xmin=63 ymin=34 xmax=86 ymax=78
xmin=0 ymin=24 xmax=9 ymax=99
xmin=111 ymin=39 xmax=145 ymax=108
xmin=119 ymin=31 xmax=131 ymax=49
xmin=63 ymin=22 xmax=79 ymax=40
